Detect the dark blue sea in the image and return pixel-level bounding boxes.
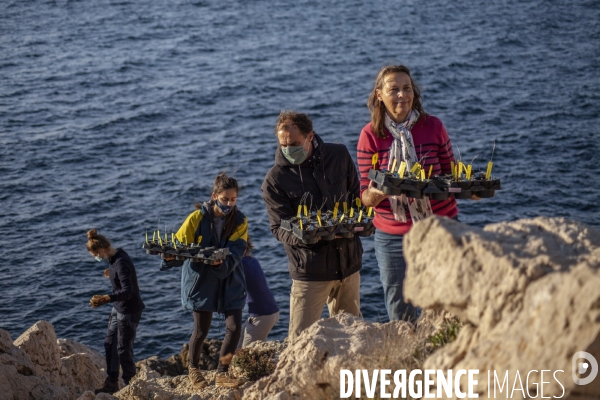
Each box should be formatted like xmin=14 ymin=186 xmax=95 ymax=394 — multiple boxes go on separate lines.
xmin=1 ymin=0 xmax=599 ymax=359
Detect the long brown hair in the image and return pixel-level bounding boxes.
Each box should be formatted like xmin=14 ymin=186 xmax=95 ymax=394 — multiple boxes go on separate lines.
xmin=367 ymin=65 xmax=426 ymax=139
xmin=195 ymin=173 xmax=240 ymax=242
xmin=86 ymin=229 xmax=111 ymax=254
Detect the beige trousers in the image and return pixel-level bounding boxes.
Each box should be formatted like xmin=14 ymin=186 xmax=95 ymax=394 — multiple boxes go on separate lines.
xmin=288 ymin=271 xmax=361 ymax=342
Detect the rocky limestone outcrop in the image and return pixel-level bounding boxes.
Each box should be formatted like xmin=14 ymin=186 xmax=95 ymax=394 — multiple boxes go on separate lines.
xmin=58 ymin=337 xmax=106 ymax=372
xmin=2 ymin=318 xmax=283 ymax=400
xmin=404 ymin=216 xmax=600 ymax=399
xmin=0 ymin=321 xmax=105 ymax=400
xmin=241 ymin=312 xmax=441 ymax=399
xmin=14 ymin=320 xmax=64 ymax=386
xmin=135 ymin=339 xmax=223 ymax=377
xmin=76 ymin=339 xmax=286 ymax=400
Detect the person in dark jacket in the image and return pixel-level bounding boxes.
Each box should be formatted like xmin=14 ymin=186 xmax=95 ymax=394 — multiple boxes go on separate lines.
xmin=238 ymin=236 xmax=279 ymax=348
xmin=261 ymin=110 xmax=363 ymax=342
xmin=161 ymin=173 xmax=248 ymax=390
xmin=87 ymin=229 xmax=145 ymax=395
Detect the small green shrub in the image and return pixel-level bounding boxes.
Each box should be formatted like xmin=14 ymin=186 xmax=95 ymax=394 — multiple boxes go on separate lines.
xmin=231 ymin=347 xmax=276 ymax=381
xmin=428 ymin=316 xmax=461 ymax=349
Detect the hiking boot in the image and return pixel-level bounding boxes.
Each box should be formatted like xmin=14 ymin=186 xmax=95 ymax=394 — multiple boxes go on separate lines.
xmin=215 ymin=371 xmax=247 ymax=388
xmin=95 ymin=377 xmax=119 ymax=394
xmin=188 ymin=366 xmax=209 ymax=390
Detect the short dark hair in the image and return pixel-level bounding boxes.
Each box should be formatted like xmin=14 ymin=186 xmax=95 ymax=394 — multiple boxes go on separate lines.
xmin=275 ymin=110 xmax=313 ymax=137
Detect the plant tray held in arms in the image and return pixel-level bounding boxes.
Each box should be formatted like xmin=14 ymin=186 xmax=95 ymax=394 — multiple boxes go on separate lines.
xmin=280 ymin=215 xmax=375 ymax=244
xmin=369 ymin=169 xmax=501 ymax=200
xmin=142 ymin=241 xmax=230 ymax=265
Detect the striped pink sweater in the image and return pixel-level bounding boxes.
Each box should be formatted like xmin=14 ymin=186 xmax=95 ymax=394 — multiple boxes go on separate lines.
xmin=357 ymin=115 xmax=459 ymax=235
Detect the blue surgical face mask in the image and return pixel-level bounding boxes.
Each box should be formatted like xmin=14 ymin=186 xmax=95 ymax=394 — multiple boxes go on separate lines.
xmin=216 ymin=199 xmax=233 ymax=215
xmin=95 ymin=256 xmax=103 ymax=262
xmin=281 ymin=137 xmax=309 ymax=165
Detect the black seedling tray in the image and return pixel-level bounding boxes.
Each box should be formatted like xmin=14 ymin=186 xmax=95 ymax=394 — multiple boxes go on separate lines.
xmin=369 ymin=169 xmax=501 ymax=200
xmin=142 ymin=241 xmax=230 ymax=265
xmin=354 ymin=220 xmax=375 ymax=237
xmin=280 ymin=215 xmax=374 ymax=243
xmin=368 ymin=169 xmax=403 ymax=195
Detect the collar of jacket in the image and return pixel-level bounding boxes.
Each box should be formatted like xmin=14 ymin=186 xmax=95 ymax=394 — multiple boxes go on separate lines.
xmin=108 ymin=248 xmax=122 ymax=264
xmin=274 ymin=132 xmax=324 ymax=167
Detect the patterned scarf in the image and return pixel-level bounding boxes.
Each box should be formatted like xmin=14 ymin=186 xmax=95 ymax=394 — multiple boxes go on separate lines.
xmin=385 ymin=111 xmax=433 ymax=223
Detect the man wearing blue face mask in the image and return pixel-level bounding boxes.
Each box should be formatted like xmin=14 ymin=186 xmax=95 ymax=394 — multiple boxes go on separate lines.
xmin=262 ymin=110 xmax=363 ymax=342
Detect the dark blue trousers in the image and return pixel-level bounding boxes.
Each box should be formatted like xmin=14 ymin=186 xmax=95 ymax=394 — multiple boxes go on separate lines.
xmin=104 ymin=307 xmax=142 ymax=384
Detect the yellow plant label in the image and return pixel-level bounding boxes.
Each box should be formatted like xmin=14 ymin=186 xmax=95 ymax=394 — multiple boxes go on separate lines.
xmin=399 ymin=161 xmax=406 ymax=178
xmin=486 ymin=161 xmax=493 ymax=180
xmin=371 ymin=153 xmax=378 ymax=169
xmin=410 ymin=162 xmax=421 ymax=174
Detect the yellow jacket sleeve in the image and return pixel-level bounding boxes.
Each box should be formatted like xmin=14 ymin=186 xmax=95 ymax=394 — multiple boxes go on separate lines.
xmin=175 ymin=210 xmax=203 ymax=244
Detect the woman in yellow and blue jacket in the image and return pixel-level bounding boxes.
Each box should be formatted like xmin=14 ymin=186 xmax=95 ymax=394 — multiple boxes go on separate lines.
xmin=161 ymin=173 xmax=248 ymax=389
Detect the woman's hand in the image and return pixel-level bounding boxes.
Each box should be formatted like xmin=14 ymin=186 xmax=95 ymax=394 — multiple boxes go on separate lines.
xmin=103 ymin=269 xmax=110 ymax=278
xmin=89 ymin=294 xmax=111 ymax=308
xmin=361 ymin=180 xmax=389 ymax=207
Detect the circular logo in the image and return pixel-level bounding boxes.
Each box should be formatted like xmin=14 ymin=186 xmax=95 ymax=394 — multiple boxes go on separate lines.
xmin=572 ymin=351 xmax=598 ymax=385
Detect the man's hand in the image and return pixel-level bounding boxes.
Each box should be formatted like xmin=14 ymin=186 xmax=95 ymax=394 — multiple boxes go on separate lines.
xmin=103 ymin=269 xmax=110 ymax=278
xmin=90 ymin=294 xmax=111 ymax=308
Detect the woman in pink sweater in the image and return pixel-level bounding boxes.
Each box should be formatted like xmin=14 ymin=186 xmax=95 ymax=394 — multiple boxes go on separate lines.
xmin=357 ymin=65 xmax=459 ymax=322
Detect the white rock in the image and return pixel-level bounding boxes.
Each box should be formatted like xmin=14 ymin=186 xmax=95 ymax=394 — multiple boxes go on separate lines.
xmin=403 ymin=216 xmax=600 ymax=400
xmin=58 ymin=338 xmax=106 ymax=371
xmin=62 ymin=353 xmax=106 ymax=394
xmin=242 ymin=313 xmax=421 ymax=399
xmin=13 ymin=320 xmax=63 ymax=385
